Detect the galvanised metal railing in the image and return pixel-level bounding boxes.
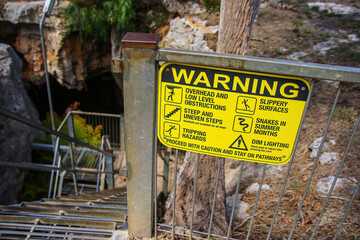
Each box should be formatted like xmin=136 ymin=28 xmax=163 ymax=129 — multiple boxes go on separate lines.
xmin=0 ymin=108 xmax=123 ymax=199
xmin=69 ymin=110 xmax=123 ymax=150
xmin=48 ymin=110 xmax=123 ymax=198
xmin=113 ymin=33 xmax=360 ymax=239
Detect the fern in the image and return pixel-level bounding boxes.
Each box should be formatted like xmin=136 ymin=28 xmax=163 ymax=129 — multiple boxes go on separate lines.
xmin=64 ymin=0 xmax=136 ymax=42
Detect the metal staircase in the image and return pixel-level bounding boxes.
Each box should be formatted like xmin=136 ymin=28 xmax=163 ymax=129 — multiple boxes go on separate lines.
xmin=0 ymin=189 xmax=127 ymax=239
xmin=0 ymin=108 xmax=127 ymax=239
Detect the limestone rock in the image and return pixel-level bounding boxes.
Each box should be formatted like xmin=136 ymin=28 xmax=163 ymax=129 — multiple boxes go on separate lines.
xmin=309 ymin=137 xmax=335 ymax=158
xmin=160 ymin=16 xmax=218 ymax=52
xmin=1 ymin=1 xmax=110 ymax=90
xmin=225 ymin=160 xmax=263 ymax=196
xmin=225 ymin=194 xmax=250 ymax=222
xmin=0 ymin=43 xmax=44 ymax=204
xmin=287 ymin=52 xmax=308 ymax=61
xmin=307 ymin=2 xmax=360 ymax=15
xmin=319 ymin=152 xmax=339 ymax=165
xmin=161 ymin=0 xmax=205 ymax=16
xmin=246 ymin=182 xmax=271 ymax=193
xmin=3 ymin=1 xmax=44 ymax=25
xmin=317 ymin=176 xmax=357 ymax=196
xmin=267 ymin=164 xmax=286 ymax=178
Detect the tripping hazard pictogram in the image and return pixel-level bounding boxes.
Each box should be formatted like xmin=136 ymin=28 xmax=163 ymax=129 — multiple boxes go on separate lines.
xmin=164 ymin=122 xmax=180 ymax=139
xmin=164 ymin=104 xmax=181 ymax=122
xmin=236 ymin=96 xmax=257 ymax=115
xmin=165 ymin=85 xmax=183 ymax=103
xmin=233 ymin=115 xmax=253 ymax=133
xmin=229 ymin=135 xmax=248 ymax=151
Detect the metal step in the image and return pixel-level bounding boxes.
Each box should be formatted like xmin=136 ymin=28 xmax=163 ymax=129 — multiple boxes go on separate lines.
xmin=0 ymin=189 xmax=127 ymax=239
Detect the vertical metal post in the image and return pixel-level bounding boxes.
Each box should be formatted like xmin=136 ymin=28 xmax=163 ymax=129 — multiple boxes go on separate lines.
xmin=96 ymin=137 xmax=105 ymax=192
xmin=68 ymin=142 xmax=78 ymax=195
xmin=113 ymin=33 xmax=160 ymax=238
xmin=171 ymin=149 xmax=179 ymax=240
xmin=120 ymin=115 xmax=125 ymax=150
xmin=105 ymin=137 xmax=114 ymax=190
xmin=163 ymin=152 xmax=170 ymax=197
xmin=39 ymin=0 xmax=56 ymax=143
xmin=48 ymin=137 xmax=60 ymax=198
xmin=67 ymin=111 xmax=75 ymax=144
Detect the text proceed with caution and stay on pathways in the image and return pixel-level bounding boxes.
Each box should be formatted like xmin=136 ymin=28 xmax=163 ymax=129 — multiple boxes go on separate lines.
xmin=157 ymin=62 xmax=310 ymax=165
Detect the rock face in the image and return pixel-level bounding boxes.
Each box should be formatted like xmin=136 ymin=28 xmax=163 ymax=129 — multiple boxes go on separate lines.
xmin=317 ymin=176 xmax=357 ymax=196
xmin=307 ymin=2 xmax=360 ymax=15
xmin=0 ymin=43 xmax=44 ymax=204
xmin=0 ymin=1 xmax=110 ymax=90
xmin=160 ymin=16 xmax=218 ymax=52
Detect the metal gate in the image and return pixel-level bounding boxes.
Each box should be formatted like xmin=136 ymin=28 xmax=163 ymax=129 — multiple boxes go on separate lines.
xmin=112 ymin=32 xmax=360 ymax=239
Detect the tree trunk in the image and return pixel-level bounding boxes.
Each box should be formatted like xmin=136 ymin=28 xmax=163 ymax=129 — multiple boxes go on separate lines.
xmin=164 ymin=152 xmax=228 ymax=236
xmin=163 ymin=0 xmax=261 ymax=236
xmin=217 ymin=0 xmax=261 ymax=55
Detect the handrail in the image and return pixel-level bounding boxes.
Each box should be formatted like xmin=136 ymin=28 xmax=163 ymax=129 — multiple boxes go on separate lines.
xmin=0 ymin=161 xmax=116 ymax=174
xmin=71 ymin=110 xmax=121 ymax=118
xmin=57 ymin=110 xmax=72 ymax=132
xmin=0 ymin=108 xmax=114 ymax=158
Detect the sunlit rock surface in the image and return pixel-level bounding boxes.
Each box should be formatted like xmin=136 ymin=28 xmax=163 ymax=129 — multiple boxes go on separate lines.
xmin=0 ymin=1 xmax=110 ymax=90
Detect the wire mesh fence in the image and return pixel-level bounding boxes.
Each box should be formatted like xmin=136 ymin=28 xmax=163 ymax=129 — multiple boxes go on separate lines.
xmin=151 ymin=51 xmax=360 ymax=240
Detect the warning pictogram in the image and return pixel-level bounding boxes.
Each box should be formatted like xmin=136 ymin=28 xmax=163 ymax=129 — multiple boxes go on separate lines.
xmin=229 ymin=135 xmax=248 ymax=151
xmin=165 ymin=85 xmax=183 ymax=103
xmin=233 ymin=115 xmax=253 ymax=133
xmin=164 ymin=104 xmax=181 ymax=122
xmin=164 ymin=122 xmax=180 ymax=139
xmin=236 ymin=96 xmax=257 ymax=115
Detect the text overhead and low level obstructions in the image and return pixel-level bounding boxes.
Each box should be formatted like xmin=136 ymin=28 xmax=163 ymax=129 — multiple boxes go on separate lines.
xmin=157 ymin=63 xmax=310 ymax=165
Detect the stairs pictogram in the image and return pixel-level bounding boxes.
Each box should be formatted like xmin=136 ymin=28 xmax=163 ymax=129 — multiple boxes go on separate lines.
xmin=165 ymin=107 xmax=181 ymax=118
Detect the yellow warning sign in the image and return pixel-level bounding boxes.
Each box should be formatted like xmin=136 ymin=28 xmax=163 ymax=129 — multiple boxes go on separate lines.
xmin=157 ymin=62 xmax=310 ymax=165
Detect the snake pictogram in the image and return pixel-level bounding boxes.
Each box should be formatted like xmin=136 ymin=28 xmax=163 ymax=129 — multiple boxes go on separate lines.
xmin=238 ymin=117 xmax=249 ymax=131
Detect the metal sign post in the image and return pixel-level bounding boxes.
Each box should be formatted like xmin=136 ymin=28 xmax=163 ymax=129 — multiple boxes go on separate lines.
xmin=116 ymin=33 xmax=160 ymax=238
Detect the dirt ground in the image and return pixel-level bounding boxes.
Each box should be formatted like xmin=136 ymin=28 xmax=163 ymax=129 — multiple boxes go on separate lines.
xmin=154 ymin=0 xmax=360 ymax=239
xmin=235 ymin=2 xmax=360 ymax=238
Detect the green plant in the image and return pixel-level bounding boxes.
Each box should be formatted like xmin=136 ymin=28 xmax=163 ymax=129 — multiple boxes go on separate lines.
xmin=304 ymin=11 xmax=312 ymax=18
xmin=275 ymin=48 xmax=285 ymax=56
xmin=310 ymin=5 xmax=320 ymax=11
xmin=73 ymin=114 xmax=102 ymax=147
xmin=203 ymin=0 xmax=221 ymax=13
xmin=64 ymin=0 xmax=136 ymax=42
xmin=328 ymin=45 xmax=360 ymax=62
xmin=293 ymin=18 xmax=303 ymax=27
xmin=41 ymin=112 xmax=102 ymax=147
xmin=17 ymin=172 xmax=50 ymax=202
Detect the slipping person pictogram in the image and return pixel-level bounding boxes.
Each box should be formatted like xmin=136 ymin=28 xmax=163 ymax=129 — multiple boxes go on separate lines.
xmin=242 ymin=99 xmax=250 ymax=111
